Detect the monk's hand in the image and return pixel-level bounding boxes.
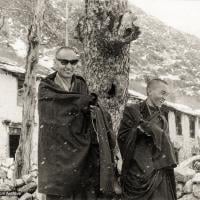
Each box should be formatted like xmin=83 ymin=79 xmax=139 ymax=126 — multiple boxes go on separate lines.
xmin=138 ymin=121 xmax=152 ymax=136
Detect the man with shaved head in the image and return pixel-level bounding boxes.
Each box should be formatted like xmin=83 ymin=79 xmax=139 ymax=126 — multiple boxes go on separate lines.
xmin=118 ymin=78 xmax=177 ymax=200
xmin=38 ymin=47 xmax=116 ymax=200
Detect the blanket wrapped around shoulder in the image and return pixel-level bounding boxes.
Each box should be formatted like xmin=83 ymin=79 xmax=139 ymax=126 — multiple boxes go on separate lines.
xmin=38 ymin=73 xmax=95 ymax=196
xmin=38 ymin=72 xmax=116 ymax=197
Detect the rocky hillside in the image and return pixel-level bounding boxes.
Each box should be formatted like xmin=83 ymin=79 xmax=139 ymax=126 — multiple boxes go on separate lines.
xmin=129 ymin=5 xmax=200 ymax=108
xmin=1 ymin=1 xmax=200 ymax=108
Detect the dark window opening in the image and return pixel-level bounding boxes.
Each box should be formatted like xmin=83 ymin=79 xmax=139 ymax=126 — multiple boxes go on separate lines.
xmin=17 ymin=78 xmax=25 ymax=106
xmin=9 ymin=135 xmax=20 ymax=158
xmin=9 ymin=126 xmax=21 ymax=159
xmin=189 ymin=116 xmax=195 ymax=138
xmin=175 ymin=112 xmax=182 ymax=135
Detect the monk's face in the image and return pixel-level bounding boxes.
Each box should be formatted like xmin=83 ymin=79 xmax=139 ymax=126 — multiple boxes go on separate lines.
xmin=54 ymin=48 xmax=79 ymax=79
xmin=147 ymin=82 xmax=169 ymax=108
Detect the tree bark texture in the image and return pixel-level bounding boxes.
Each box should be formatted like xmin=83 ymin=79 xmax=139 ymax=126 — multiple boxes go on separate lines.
xmin=76 ymin=0 xmax=140 ymax=133
xmin=15 ymin=0 xmax=45 ymax=178
xmin=65 ymin=0 xmax=69 ymax=46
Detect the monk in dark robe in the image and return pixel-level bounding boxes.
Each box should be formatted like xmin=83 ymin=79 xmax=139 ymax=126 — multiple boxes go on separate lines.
xmin=118 ymin=78 xmax=177 ymax=200
xmin=38 ymin=47 xmax=116 ymax=200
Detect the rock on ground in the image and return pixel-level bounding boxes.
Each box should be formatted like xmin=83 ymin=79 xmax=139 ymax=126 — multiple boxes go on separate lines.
xmin=17 ymin=182 xmax=37 ymax=194
xmin=175 ymin=167 xmax=196 ymax=183
xmin=179 ymin=194 xmax=198 ymax=200
xmin=19 ymin=193 xmax=33 ymax=200
xmin=192 ymin=183 xmax=200 ymax=199
xmin=183 ymin=179 xmax=193 ymax=194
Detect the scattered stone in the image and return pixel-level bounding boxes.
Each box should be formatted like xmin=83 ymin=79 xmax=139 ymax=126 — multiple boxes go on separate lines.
xmin=193 ymin=160 xmax=200 ymax=172
xmin=4 ymin=179 xmax=15 ymax=190
xmin=175 ymin=167 xmax=196 ymax=183
xmin=179 ymin=194 xmax=198 ymax=200
xmin=10 ymin=165 xmax=15 ymax=171
xmin=183 ymin=179 xmax=193 ymax=194
xmin=22 ymin=174 xmax=33 ymax=184
xmin=30 ymin=165 xmax=37 ymax=172
xmin=193 ymin=183 xmax=200 ymax=199
xmin=18 ymin=182 xmax=37 ymax=194
xmin=0 ymin=196 xmax=18 ymax=200
xmin=0 ymin=167 xmax=8 ymax=173
xmin=178 ymin=155 xmax=200 ymax=169
xmin=0 ymin=169 xmax=7 ymax=179
xmin=19 ymin=193 xmax=33 ymax=200
xmin=0 ymin=179 xmax=4 ymax=184
xmin=15 ymin=179 xmax=25 ymax=188
xmin=192 ymin=173 xmax=200 ymax=184
xmin=7 ymin=169 xmax=14 ymax=180
xmin=30 ymin=171 xmax=38 ymax=178
xmin=176 ymin=182 xmax=184 ymax=199
xmin=0 ymin=183 xmax=12 ymax=192
xmin=2 ymin=158 xmax=14 ymax=168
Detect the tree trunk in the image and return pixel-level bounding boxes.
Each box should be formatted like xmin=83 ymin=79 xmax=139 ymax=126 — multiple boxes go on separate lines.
xmin=65 ymin=0 xmax=69 ymax=46
xmin=14 ymin=0 xmax=45 ymax=178
xmin=76 ymin=0 xmax=140 ymax=133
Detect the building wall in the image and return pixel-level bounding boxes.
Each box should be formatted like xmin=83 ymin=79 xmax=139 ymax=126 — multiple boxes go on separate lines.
xmin=0 ymin=72 xmax=22 ymax=159
xmin=168 ymin=110 xmax=199 ymax=163
xmin=0 ymin=72 xmax=22 ymax=121
xmin=0 ymin=122 xmax=9 ymax=159
xmin=0 ymin=71 xmax=40 ymax=166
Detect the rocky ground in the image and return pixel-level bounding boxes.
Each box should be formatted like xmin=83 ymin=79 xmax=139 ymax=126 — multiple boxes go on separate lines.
xmin=1 ymin=155 xmax=200 ymax=200
xmin=175 ymin=155 xmax=200 ymax=199
xmin=0 ymin=159 xmax=39 ymax=200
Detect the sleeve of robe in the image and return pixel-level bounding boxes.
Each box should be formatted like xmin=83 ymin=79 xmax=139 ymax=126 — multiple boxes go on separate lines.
xmin=117 ymin=104 xmax=141 ymax=159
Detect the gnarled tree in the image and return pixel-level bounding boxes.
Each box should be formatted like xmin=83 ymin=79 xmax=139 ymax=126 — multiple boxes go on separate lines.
xmin=76 ymin=0 xmax=140 ymax=133
xmin=14 ymin=0 xmax=45 ymax=178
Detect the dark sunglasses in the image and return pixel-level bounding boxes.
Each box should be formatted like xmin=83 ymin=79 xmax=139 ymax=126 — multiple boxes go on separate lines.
xmin=56 ymin=59 xmax=79 ymax=65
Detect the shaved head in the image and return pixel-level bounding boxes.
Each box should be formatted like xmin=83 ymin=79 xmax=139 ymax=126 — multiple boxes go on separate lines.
xmin=146 ymin=78 xmax=169 ymax=107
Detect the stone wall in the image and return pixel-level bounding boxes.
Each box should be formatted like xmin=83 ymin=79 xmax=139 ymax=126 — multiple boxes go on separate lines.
xmin=0 ymin=158 xmax=39 ymax=200
xmin=175 ymin=155 xmax=200 ymax=200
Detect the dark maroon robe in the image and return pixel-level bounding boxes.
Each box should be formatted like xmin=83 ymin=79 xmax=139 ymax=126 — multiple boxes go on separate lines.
xmin=38 ymin=72 xmax=115 ymax=198
xmin=118 ymin=101 xmax=177 ymax=200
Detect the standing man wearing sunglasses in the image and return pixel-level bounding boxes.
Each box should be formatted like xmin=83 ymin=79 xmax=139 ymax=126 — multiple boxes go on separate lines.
xmin=37 ymin=47 xmax=116 ymax=200
xmin=53 ymin=47 xmax=83 ymax=92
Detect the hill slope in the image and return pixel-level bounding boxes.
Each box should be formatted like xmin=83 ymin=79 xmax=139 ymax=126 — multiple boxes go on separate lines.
xmin=1 ymin=1 xmax=200 ymax=108
xmin=129 ymin=5 xmax=200 ymax=108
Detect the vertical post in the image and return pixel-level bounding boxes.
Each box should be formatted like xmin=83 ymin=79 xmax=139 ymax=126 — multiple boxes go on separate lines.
xmin=182 ymin=114 xmax=191 ymax=160
xmin=65 ymin=0 xmax=69 ymax=46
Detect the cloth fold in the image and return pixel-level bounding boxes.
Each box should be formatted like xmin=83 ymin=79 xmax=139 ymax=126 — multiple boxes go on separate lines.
xmin=118 ymin=101 xmax=177 ymax=200
xmin=38 ymin=72 xmax=93 ymax=196
xmin=93 ymin=105 xmax=116 ymax=195
xmin=38 ymin=72 xmax=116 ymax=197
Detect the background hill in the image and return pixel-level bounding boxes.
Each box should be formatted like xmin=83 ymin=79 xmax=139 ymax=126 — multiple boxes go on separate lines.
xmin=129 ymin=5 xmax=200 ymax=108
xmin=1 ymin=1 xmax=200 ymax=108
